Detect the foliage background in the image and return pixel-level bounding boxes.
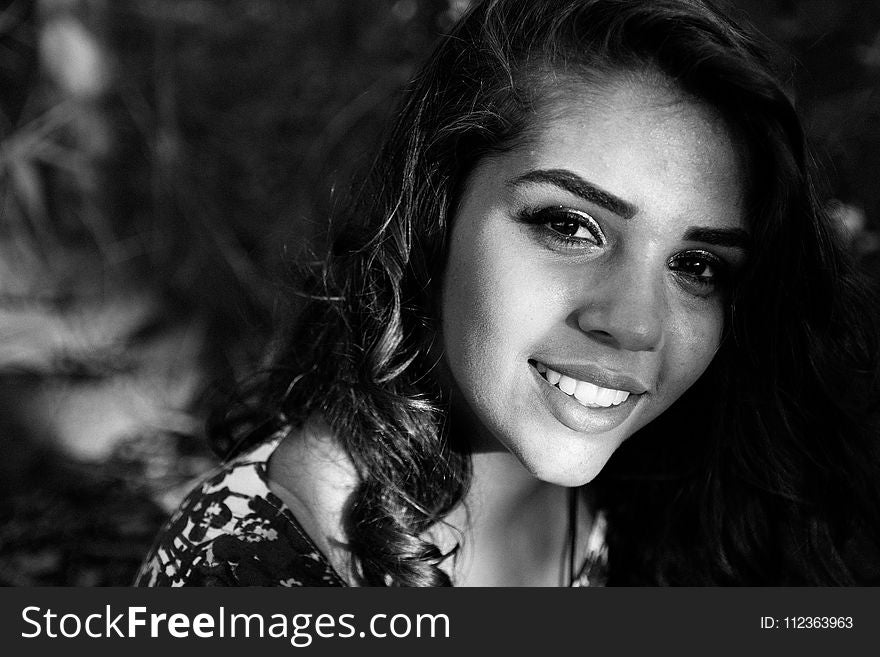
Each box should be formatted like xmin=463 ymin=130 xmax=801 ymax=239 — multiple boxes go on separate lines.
xmin=1 ymin=0 xmax=878 ymax=585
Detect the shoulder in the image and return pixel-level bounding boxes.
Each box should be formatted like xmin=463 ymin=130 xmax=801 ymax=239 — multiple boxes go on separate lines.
xmin=266 ymin=418 xmax=359 ymax=577
xmin=135 ymin=437 xmax=345 ymax=587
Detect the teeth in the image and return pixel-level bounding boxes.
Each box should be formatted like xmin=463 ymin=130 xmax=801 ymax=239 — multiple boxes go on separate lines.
xmin=536 ymin=362 xmax=632 ymax=408
xmin=557 ymin=375 xmax=577 ymax=395
xmin=596 ymin=387 xmax=616 ymax=407
xmin=574 ymin=381 xmax=599 ymax=406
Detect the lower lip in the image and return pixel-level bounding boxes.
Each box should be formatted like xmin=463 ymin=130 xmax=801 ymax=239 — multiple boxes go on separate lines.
xmin=529 ymin=365 xmax=641 ymax=434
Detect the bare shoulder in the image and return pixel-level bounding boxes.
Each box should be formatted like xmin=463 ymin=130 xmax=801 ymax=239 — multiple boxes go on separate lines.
xmin=267 ymin=418 xmax=359 ymax=579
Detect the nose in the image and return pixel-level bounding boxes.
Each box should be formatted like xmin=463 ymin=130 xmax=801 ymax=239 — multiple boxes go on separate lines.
xmin=575 ymin=260 xmax=665 ymax=352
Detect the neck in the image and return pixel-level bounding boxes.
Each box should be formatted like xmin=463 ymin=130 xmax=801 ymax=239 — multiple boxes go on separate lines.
xmin=435 ymin=449 xmax=585 ymax=586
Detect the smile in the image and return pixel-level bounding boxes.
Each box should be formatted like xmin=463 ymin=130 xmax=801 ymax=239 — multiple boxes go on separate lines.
xmin=531 ymin=361 xmax=632 ymax=408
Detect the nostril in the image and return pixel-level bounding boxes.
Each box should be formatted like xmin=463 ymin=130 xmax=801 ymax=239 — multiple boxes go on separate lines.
xmin=588 ymin=329 xmax=616 ymax=344
xmin=583 ymin=323 xmax=662 ymax=352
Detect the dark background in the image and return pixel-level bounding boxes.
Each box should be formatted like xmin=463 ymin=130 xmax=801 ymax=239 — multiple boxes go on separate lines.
xmin=0 ymin=0 xmax=878 ymax=585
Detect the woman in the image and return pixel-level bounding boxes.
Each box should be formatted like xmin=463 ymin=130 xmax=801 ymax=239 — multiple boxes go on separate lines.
xmin=137 ymin=0 xmax=880 ymax=586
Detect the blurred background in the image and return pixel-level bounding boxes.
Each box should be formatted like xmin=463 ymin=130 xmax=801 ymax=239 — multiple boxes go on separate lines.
xmin=0 ymin=0 xmax=878 ymax=586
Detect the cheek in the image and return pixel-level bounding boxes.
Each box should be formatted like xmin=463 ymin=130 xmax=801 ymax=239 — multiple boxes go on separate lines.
xmin=441 ymin=225 xmax=546 ymax=383
xmin=663 ymin=305 xmax=724 ymax=395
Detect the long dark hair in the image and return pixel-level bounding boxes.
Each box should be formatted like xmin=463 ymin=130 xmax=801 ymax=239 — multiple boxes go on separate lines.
xmin=211 ymin=0 xmax=880 ymax=585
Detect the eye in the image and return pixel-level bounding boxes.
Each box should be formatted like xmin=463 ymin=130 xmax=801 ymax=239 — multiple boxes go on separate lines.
xmin=668 ymin=250 xmax=726 ymax=297
xmin=519 ymin=206 xmax=605 ymax=247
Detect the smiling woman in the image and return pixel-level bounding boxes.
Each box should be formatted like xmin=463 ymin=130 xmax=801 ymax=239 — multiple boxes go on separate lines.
xmin=137 ymin=0 xmax=880 ymax=587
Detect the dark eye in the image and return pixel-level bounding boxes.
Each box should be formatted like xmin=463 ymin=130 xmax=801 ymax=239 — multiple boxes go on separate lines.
xmin=525 ymin=207 xmax=605 ymax=246
xmin=668 ymin=250 xmax=725 ymax=296
xmin=671 ymin=253 xmax=715 ymax=277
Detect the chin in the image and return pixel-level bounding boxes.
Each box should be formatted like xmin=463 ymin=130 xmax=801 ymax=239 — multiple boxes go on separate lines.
xmin=516 ymin=438 xmax=619 ymax=487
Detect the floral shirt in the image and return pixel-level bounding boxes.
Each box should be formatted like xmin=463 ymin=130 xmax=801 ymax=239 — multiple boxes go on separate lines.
xmin=135 ymin=438 xmax=345 ymax=586
xmin=135 ymin=437 xmax=608 ymax=587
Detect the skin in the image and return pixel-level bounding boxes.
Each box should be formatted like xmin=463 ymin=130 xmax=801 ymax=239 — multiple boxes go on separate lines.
xmin=441 ymin=77 xmax=748 ymax=488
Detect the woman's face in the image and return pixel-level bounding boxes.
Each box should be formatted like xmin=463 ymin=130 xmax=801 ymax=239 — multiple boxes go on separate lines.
xmin=440 ymin=78 xmax=748 ymax=486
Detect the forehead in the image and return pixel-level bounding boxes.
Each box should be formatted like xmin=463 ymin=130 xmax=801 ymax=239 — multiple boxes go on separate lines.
xmin=505 ymin=77 xmax=746 ymax=228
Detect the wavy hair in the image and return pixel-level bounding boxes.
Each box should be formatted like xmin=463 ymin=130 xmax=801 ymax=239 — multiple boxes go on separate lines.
xmin=211 ymin=0 xmax=880 ymax=585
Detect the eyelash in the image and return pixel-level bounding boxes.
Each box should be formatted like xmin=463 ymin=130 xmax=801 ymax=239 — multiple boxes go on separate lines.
xmin=518 ymin=206 xmax=733 ymax=298
xmin=667 ymin=250 xmax=729 ymax=297
xmin=517 ymin=206 xmax=606 ymax=248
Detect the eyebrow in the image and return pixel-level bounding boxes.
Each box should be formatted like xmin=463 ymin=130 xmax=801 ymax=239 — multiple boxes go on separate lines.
xmin=683 ymin=227 xmax=750 ymax=250
xmin=508 ymin=168 xmax=638 ymax=219
xmin=510 ymin=167 xmax=749 ymax=251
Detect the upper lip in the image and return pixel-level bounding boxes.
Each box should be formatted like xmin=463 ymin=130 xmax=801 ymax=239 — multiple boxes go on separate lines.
xmin=531 ymin=359 xmax=650 ymax=395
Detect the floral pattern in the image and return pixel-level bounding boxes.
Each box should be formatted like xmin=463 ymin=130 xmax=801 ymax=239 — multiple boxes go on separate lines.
xmin=134 ymin=438 xmax=345 ymax=587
